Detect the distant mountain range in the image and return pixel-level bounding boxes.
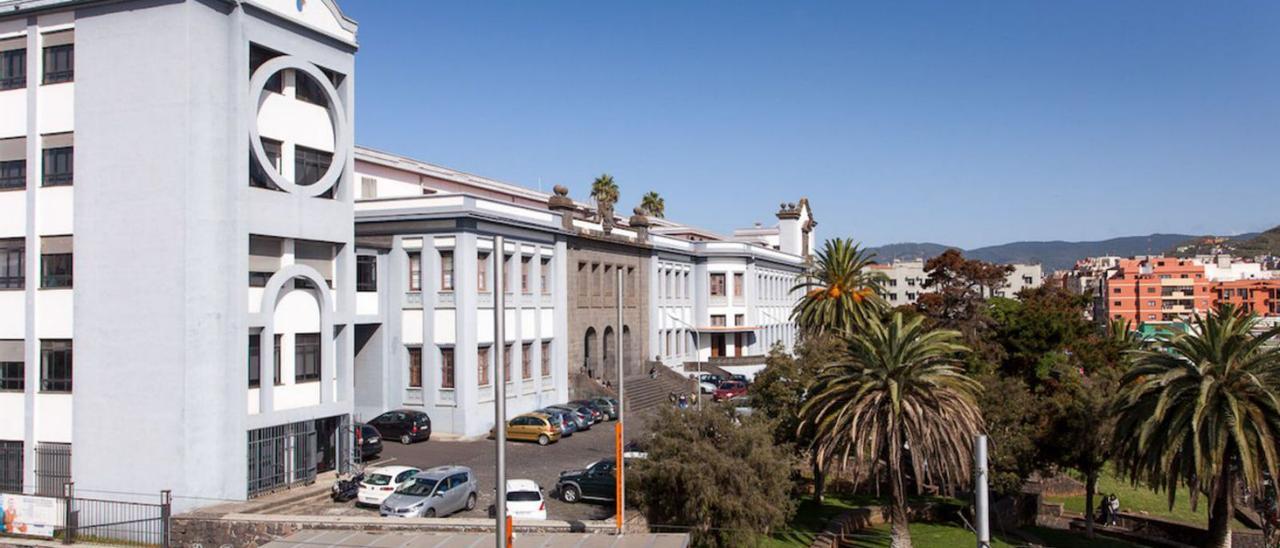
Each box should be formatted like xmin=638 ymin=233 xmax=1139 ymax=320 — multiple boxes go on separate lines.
xmin=867 ymin=229 xmax=1272 ymax=273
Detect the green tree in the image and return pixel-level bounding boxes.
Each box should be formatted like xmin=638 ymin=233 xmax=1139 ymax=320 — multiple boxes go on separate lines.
xmin=639 ymin=191 xmax=665 ymax=218
xmin=800 ymin=312 xmax=984 ymax=548
xmin=750 ymin=335 xmax=844 ymax=502
xmin=630 ymin=405 xmax=797 ymax=547
xmin=915 ymin=249 xmax=1012 ymax=370
xmin=1111 ymin=305 xmax=1280 ymax=548
xmin=975 ymin=372 xmax=1041 ymax=497
xmin=791 ymin=238 xmax=888 ymax=336
xmin=590 ymin=173 xmax=620 ymax=221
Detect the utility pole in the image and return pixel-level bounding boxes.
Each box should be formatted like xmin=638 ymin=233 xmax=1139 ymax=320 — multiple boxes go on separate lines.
xmin=615 ymin=267 xmax=625 ymax=535
xmin=494 ymin=236 xmax=507 ymax=548
xmin=975 ymin=434 xmax=990 ymax=548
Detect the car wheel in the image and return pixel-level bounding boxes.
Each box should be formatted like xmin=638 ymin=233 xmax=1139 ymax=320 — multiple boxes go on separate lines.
xmin=561 ymin=484 xmax=580 ymax=503
xmin=538 ymin=434 xmax=550 ymax=446
xmin=400 ymin=434 xmax=412 ymax=445
xmin=466 ymin=492 xmax=477 ymax=511
xmin=424 ymin=508 xmax=436 ymax=518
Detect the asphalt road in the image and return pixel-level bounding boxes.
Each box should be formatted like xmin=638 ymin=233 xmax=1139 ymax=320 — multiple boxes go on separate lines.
xmin=293 ymin=417 xmax=636 ymax=522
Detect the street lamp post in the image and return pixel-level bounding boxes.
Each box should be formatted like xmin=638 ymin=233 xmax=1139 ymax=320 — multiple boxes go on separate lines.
xmin=494 ymin=236 xmax=507 ymax=548
xmin=615 ymin=267 xmax=626 ymax=535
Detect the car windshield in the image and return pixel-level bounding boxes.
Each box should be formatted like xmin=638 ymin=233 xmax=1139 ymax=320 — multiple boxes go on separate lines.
xmin=365 ymin=473 xmax=392 ymax=486
xmin=508 ymin=491 xmax=541 ymax=502
xmin=396 ymin=478 xmax=439 ymax=496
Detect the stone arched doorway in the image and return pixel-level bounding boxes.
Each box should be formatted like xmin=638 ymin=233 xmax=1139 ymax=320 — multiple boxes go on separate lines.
xmin=622 ymin=325 xmax=633 ymax=376
xmin=602 ymin=326 xmax=615 ymax=376
xmin=583 ymin=327 xmax=597 ymax=377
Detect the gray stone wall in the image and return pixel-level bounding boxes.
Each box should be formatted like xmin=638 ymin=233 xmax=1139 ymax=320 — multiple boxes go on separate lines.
xmin=566 ymin=236 xmax=651 ymax=386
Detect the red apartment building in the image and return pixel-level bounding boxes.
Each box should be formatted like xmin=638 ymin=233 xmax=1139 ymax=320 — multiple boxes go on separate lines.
xmin=1212 ymin=279 xmax=1280 ymax=317
xmin=1102 ymin=258 xmax=1213 ymax=326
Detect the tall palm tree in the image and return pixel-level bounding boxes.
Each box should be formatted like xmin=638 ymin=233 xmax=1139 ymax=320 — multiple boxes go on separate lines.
xmin=590 ymin=173 xmax=619 ymax=221
xmin=639 ymin=191 xmax=665 ymax=218
xmin=1111 ymin=305 xmax=1280 ymax=548
xmin=791 ymin=238 xmax=888 ymax=335
xmin=800 ymin=312 xmax=983 ymax=548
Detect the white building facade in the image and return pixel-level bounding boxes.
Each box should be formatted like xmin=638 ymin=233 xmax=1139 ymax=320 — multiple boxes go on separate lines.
xmin=875 ymin=259 xmax=1044 ymax=306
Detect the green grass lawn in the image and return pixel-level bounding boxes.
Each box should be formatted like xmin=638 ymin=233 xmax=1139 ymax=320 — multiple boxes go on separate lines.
xmin=844 ymin=522 xmax=1012 ymax=548
xmin=759 ymin=495 xmax=966 ymax=547
xmin=1043 ymin=467 xmax=1211 ymax=527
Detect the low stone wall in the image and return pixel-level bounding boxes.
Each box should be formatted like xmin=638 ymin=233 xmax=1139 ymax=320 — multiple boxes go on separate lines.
xmin=171 ymin=513 xmax=619 ymax=547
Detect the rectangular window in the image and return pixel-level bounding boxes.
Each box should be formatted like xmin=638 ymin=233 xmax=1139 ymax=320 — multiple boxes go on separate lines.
xmin=407 ymin=252 xmax=421 ymax=292
xmin=503 ymin=255 xmax=513 ymax=294
xmin=0 ymin=239 xmax=22 ymax=289
xmin=250 ymin=138 xmax=282 ymax=189
xmin=477 ymin=253 xmax=489 ymax=292
xmin=504 ymin=344 xmax=513 ymax=383
xmin=604 ymin=265 xmax=614 ymax=297
xmin=439 ymin=250 xmax=453 ymax=291
xmin=40 ymin=253 xmax=72 ymax=288
xmin=0 ymin=361 xmax=22 ymax=391
xmin=540 ymin=258 xmax=551 ymax=294
xmin=356 ymin=255 xmax=377 ymax=292
xmin=522 ymin=343 xmax=532 ymax=380
xmin=294 ymin=71 xmax=328 ymax=106
xmin=294 ymin=333 xmax=320 ymax=382
xmin=249 ymin=44 xmax=283 ymax=93
xmin=0 ymin=160 xmax=23 ymax=189
xmin=521 ymin=257 xmax=531 ymax=294
xmin=42 ymin=147 xmax=72 ymax=186
xmin=710 ymin=273 xmax=726 ymax=296
xmin=248 ymin=334 xmax=261 ymax=387
xmin=540 ymin=341 xmax=551 ymax=377
xmin=360 ymin=176 xmax=377 ymax=199
xmin=440 ymin=347 xmax=455 ymax=389
xmin=735 ymin=314 xmax=745 ymax=326
xmin=478 ymin=346 xmax=490 ymax=386
xmin=711 ymin=315 xmax=726 ymax=327
xmin=734 ymin=273 xmax=744 ymax=297
xmin=407 ymin=347 xmax=422 ymax=388
xmin=294 ymin=145 xmax=332 ymax=187
xmin=0 ymin=48 xmax=25 ymax=90
xmin=42 ymin=44 xmax=72 ymax=84
xmin=39 ymin=339 xmax=71 ymax=393
xmin=273 ymin=334 xmax=281 ymax=385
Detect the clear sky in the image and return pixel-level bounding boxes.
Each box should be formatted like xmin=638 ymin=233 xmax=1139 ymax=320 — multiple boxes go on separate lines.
xmin=341 ymin=1 xmax=1279 ymax=249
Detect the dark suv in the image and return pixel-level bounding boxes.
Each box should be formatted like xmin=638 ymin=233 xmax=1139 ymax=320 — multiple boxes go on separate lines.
xmin=368 ymin=409 xmax=432 ymax=445
xmin=355 ymin=423 xmax=383 ymax=460
xmin=555 ymin=459 xmax=617 ymax=503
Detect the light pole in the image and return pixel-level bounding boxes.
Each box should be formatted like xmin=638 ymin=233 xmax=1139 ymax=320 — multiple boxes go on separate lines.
xmin=665 ymin=312 xmax=702 ymax=409
xmin=494 ymin=236 xmax=507 ymax=548
xmin=615 ymin=267 xmax=625 ymax=534
xmin=975 ymin=435 xmax=990 ymax=548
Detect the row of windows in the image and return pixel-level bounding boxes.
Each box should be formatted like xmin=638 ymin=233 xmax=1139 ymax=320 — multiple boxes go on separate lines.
xmin=0 ymin=43 xmax=73 ymax=91
xmin=708 ymin=272 xmax=746 ymax=297
xmin=757 ymin=271 xmax=794 ymax=302
xmin=0 ymin=145 xmax=74 ymax=190
xmin=409 ymin=250 xmax=553 ymax=295
xmin=0 ymin=339 xmax=71 ymax=393
xmin=657 ymin=267 xmax=691 ymax=300
xmin=246 ymin=333 xmax=320 ymax=387
xmin=249 ymin=138 xmax=333 ymax=194
xmin=575 ymin=261 xmax=639 ymax=301
xmin=406 ymin=341 xmax=552 ymax=390
xmin=658 ymin=329 xmax=692 ymax=358
xmin=0 ymin=241 xmax=72 ymax=289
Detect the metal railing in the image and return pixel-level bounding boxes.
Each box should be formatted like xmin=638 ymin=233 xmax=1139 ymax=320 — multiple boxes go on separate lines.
xmin=35 ymin=442 xmax=72 ymax=497
xmin=57 ymin=483 xmax=171 ymax=547
xmin=247 ymin=420 xmax=318 ymax=498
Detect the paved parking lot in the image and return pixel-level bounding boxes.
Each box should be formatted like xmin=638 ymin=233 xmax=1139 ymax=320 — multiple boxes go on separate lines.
xmin=287 ymin=417 xmax=639 ymax=522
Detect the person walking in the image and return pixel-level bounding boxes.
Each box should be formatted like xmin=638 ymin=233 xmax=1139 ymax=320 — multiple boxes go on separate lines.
xmin=1108 ymin=494 xmax=1120 ymax=526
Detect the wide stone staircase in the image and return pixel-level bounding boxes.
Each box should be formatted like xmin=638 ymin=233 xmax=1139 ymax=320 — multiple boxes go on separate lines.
xmin=622 ymin=365 xmax=699 ymax=418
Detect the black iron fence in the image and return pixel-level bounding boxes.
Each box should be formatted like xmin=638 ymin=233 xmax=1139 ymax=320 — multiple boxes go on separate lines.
xmin=0 ymin=482 xmax=170 ymax=547
xmin=0 ymin=440 xmax=21 ymax=493
xmin=247 ymin=420 xmax=317 ymax=497
xmin=35 ymin=442 xmax=71 ymax=497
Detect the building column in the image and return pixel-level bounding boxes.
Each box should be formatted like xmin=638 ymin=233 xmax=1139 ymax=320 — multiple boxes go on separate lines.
xmin=421 ymin=236 xmax=438 ymax=409
xmin=454 ymin=234 xmax=479 ymax=434
xmin=553 ymin=239 xmax=569 ymax=402
xmin=21 ymin=18 xmax=40 ymax=493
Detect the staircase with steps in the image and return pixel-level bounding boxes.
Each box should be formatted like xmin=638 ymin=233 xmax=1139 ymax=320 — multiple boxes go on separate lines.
xmin=622 ymin=365 xmax=700 ymax=417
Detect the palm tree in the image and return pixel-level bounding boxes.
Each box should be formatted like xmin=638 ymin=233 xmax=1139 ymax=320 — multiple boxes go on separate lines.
xmin=800 ymin=312 xmax=983 ymax=548
xmin=640 ymin=191 xmax=665 ymax=218
xmin=1111 ymin=305 xmax=1280 ymax=548
xmin=590 ymin=173 xmax=619 ymax=222
xmin=791 ymin=238 xmax=888 ymax=336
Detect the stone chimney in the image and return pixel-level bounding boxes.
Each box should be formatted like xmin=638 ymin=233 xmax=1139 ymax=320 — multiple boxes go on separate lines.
xmin=776 ymin=202 xmax=802 ymax=256
xmin=547 ymin=185 xmax=575 ymax=231
xmin=629 ymin=207 xmax=650 ymax=240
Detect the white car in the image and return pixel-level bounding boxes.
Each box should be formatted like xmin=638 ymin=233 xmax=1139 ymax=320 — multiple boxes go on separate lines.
xmin=358 ymin=465 xmax=421 ymax=507
xmin=503 ymin=479 xmax=547 ymax=520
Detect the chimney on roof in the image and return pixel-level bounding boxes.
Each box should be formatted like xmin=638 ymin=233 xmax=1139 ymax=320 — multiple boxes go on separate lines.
xmin=547 ymin=185 xmax=575 ymax=230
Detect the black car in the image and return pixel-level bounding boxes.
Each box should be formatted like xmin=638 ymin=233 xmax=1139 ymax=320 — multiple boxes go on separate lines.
xmin=556 ymin=459 xmax=617 ymax=503
xmin=730 ymin=374 xmax=750 ymax=385
xmin=367 ymin=409 xmax=431 ymax=445
xmin=355 ymin=423 xmax=383 ymax=460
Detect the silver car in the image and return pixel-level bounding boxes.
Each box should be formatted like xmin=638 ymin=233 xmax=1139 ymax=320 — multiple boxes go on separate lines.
xmin=379 ymin=465 xmax=478 ymax=518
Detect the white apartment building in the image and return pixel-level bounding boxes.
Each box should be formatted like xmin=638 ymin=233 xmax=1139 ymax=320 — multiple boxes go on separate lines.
xmin=0 ymin=0 xmax=359 ymax=508
xmin=875 ymin=259 xmax=1044 ymax=306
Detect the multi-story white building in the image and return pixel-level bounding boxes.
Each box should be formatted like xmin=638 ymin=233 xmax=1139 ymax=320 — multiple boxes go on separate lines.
xmin=0 ymin=0 xmax=359 ymax=508
xmin=874 ymin=259 xmax=1044 ymax=306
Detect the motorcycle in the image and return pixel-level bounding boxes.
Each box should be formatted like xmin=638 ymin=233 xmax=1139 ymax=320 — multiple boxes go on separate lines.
xmin=331 ymin=471 xmax=365 ymax=502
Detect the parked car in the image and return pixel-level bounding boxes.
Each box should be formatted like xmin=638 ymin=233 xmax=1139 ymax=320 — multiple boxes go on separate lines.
xmin=355 ymin=422 xmax=383 ymax=461
xmin=367 ymin=409 xmax=432 ymax=445
xmin=589 ymin=397 xmax=620 ymax=420
xmin=556 ymin=459 xmax=617 ymax=504
xmin=695 ymin=373 xmax=723 ymax=394
xmin=358 ymin=465 xmax=421 ymax=507
xmin=539 ymin=408 xmax=577 ymax=437
xmin=491 ymin=412 xmax=562 ymax=446
xmin=541 ymin=406 xmax=587 ymax=432
xmin=547 ymin=404 xmax=592 ymax=430
xmin=730 ymin=373 xmax=750 ymax=385
xmin=712 ymin=380 xmax=749 ymax=402
xmin=380 ymin=465 xmax=478 ymax=518
xmin=568 ymin=399 xmax=605 ymax=423
xmin=488 ymin=479 xmax=547 ymax=520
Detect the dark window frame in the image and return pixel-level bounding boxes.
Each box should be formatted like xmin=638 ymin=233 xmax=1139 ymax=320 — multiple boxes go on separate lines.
xmin=0 ymin=241 xmax=23 ymax=289
xmin=293 ymin=145 xmax=332 ymax=188
xmin=40 ymin=252 xmax=71 ymax=288
xmin=356 ymin=255 xmax=377 ymax=292
xmin=250 ymin=138 xmax=283 ymax=190
xmin=710 ymin=273 xmax=726 ymax=296
xmin=0 ymin=360 xmax=22 ymax=391
xmin=0 ymin=48 xmax=25 ymax=90
xmin=41 ymin=146 xmax=72 ymax=186
xmin=248 ymin=334 xmax=262 ymax=388
xmin=0 ymin=159 xmax=25 ymax=190
xmin=39 ymin=339 xmax=71 ymax=393
xmin=540 ymin=341 xmax=551 ymax=377
xmin=249 ymin=44 xmax=283 ymax=93
xmin=407 ymin=346 xmax=422 ymax=388
xmin=41 ymin=44 xmax=72 ymax=85
xmin=440 ymin=347 xmax=455 ymax=389
xmin=294 ymin=333 xmax=321 ymax=383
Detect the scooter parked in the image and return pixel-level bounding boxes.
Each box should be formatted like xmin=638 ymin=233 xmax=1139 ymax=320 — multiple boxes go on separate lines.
xmin=331 ymin=471 xmax=365 ymax=502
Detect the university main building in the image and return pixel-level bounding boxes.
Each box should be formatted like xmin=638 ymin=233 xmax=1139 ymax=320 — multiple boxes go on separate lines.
xmin=0 ymin=0 xmax=813 ymax=509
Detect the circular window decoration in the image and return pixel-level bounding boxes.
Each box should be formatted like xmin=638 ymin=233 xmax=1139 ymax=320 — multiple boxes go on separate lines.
xmin=249 ymin=55 xmax=349 ymax=198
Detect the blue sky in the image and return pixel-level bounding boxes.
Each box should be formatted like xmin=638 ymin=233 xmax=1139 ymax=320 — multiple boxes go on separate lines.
xmin=341 ymin=1 xmax=1279 ymax=249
